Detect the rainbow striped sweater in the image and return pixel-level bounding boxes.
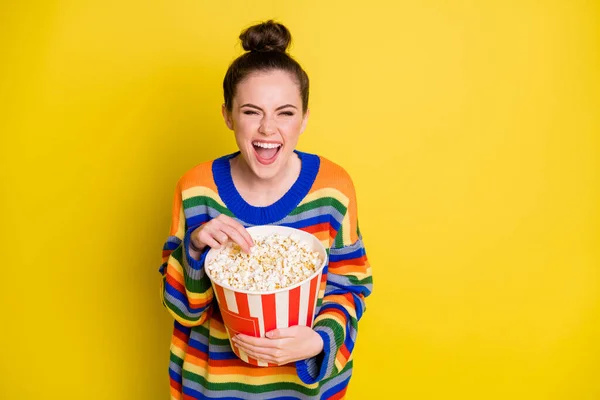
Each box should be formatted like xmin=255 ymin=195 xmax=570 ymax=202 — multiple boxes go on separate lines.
xmin=159 ymin=151 xmax=373 ymax=399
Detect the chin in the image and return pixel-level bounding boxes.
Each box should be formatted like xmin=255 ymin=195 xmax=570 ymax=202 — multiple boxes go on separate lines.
xmin=249 ymin=159 xmax=284 ymax=181
xmin=245 ymin=146 xmax=290 ymax=181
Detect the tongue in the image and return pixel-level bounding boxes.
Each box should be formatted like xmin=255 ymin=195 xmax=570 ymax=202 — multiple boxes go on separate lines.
xmin=255 ymin=146 xmax=278 ymax=160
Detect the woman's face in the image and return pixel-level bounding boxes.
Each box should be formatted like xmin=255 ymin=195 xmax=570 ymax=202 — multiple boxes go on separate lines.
xmin=223 ymin=69 xmax=309 ymax=181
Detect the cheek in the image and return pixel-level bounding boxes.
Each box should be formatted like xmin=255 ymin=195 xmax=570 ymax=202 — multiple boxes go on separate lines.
xmin=280 ymin=119 xmax=304 ymax=137
xmin=233 ymin=119 xmax=256 ymax=139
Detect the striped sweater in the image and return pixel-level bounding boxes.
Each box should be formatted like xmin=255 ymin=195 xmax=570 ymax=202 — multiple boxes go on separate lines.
xmin=159 ymin=150 xmax=373 ymax=399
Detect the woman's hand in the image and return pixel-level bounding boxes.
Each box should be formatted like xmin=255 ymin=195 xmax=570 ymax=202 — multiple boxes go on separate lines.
xmin=232 ymin=326 xmax=324 ymax=365
xmin=189 ymin=215 xmax=253 ymax=258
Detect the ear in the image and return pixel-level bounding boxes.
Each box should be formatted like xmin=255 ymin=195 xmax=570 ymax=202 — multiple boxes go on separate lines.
xmin=300 ymin=108 xmax=310 ymax=134
xmin=222 ymin=104 xmax=234 ymax=130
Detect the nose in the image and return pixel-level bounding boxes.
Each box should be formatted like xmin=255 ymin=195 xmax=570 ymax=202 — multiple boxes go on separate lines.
xmin=258 ymin=115 xmax=276 ymax=135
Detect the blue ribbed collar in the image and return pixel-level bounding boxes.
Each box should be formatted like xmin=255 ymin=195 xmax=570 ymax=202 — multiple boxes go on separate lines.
xmin=212 ymin=150 xmax=320 ymax=225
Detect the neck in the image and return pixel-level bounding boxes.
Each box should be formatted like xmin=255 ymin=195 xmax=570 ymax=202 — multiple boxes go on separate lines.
xmin=230 ymin=152 xmax=301 ymax=206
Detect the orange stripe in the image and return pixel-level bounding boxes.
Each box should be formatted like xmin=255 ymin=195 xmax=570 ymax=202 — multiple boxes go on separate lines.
xmin=179 ymin=161 xmax=219 ymax=192
xmin=168 ymin=265 xmax=214 ymax=308
xmin=169 ymin=379 xmax=182 ymax=398
xmin=322 ymin=292 xmax=354 ymax=305
xmin=329 ymin=254 xmax=368 ymax=268
xmin=320 ymin=307 xmax=348 ymax=322
xmin=184 ymin=351 xmax=297 ymax=376
xmin=171 ymin=335 xmax=187 ymax=352
xmin=168 ymin=180 xmax=183 ymax=237
xmin=209 ymin=313 xmax=227 ymax=331
xmin=166 ymin=272 xmax=185 ymax=294
xmin=167 ymin=265 xmax=184 ymax=284
xmin=336 ymin=351 xmax=348 ymax=370
xmin=315 ymin=230 xmax=330 ymax=242
xmin=207 ymin=364 xmax=296 ymax=376
xmin=310 ymin=157 xmax=353 ymax=195
xmin=188 ymin=296 xmax=212 ymax=309
xmin=327 ymin=264 xmax=369 ymax=275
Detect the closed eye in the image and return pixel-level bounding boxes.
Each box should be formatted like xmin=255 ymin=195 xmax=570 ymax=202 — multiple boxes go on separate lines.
xmin=243 ymin=110 xmax=260 ymax=115
xmin=279 ymin=111 xmax=294 ymax=116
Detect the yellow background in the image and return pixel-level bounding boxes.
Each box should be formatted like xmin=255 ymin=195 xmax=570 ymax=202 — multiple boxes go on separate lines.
xmin=1 ymin=1 xmax=598 ymax=399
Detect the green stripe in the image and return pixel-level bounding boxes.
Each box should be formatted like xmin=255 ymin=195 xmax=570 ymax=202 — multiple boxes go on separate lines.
xmin=182 ymin=369 xmax=321 ymax=395
xmin=191 ymin=318 xmax=235 ymax=347
xmin=183 ymin=196 xmax=234 ymax=217
xmin=336 ymin=274 xmax=372 ymax=287
xmin=314 ymin=317 xmax=346 ymax=376
xmin=209 ymin=336 xmax=231 ymax=346
xmin=184 ymin=269 xmax=213 ymax=293
xmin=315 ymin=318 xmax=345 ymax=348
xmin=290 ymin=197 xmax=347 ymax=216
xmin=164 ymin=297 xmax=197 ymax=323
xmin=333 ymin=225 xmax=345 ymax=248
xmin=316 ymin=297 xmax=323 ymax=309
xmin=192 ymin=324 xmax=210 ymax=338
xmin=170 ymin=352 xmax=184 ymax=367
xmin=171 ymin=245 xmax=183 ymax=261
xmin=169 ymin=246 xmax=213 ymax=293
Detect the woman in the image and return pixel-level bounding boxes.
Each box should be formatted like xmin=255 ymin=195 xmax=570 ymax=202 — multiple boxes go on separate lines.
xmin=159 ymin=20 xmax=373 ymax=399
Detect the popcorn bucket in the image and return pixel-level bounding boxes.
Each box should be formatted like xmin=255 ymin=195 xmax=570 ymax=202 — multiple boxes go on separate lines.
xmin=205 ymin=225 xmax=328 ymax=367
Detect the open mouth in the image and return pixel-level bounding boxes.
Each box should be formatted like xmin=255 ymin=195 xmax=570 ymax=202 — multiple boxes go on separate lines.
xmin=252 ymin=141 xmax=282 ymax=165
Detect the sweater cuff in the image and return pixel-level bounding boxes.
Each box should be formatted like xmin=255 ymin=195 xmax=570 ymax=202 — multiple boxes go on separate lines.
xmin=183 ymin=227 xmax=209 ymax=275
xmin=295 ymin=328 xmax=331 ymax=384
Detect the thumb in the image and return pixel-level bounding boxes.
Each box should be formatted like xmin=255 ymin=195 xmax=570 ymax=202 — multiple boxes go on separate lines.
xmin=266 ymin=327 xmax=298 ymax=339
xmin=266 ymin=329 xmax=279 ymax=339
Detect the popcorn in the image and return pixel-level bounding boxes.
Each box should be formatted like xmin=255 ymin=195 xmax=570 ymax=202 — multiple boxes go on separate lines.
xmin=206 ymin=233 xmax=322 ymax=292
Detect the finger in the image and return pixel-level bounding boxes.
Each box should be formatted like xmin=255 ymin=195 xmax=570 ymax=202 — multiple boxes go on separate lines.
xmin=233 ymin=334 xmax=279 ymax=349
xmin=199 ymin=226 xmax=227 ymax=249
xmin=266 ymin=327 xmax=297 ymax=339
xmin=214 ymin=231 xmax=229 ymax=246
xmin=220 ymin=224 xmax=252 ymax=253
xmin=233 ymin=340 xmax=282 ymax=362
xmin=236 ymin=225 xmax=254 ymax=250
xmin=266 ymin=329 xmax=280 ymax=339
xmin=236 ymin=345 xmax=277 ymax=364
xmin=206 ymin=226 xmax=230 ymax=247
xmin=194 ymin=226 xmax=220 ymax=250
xmin=234 ymin=339 xmax=274 ymax=357
xmin=201 ymin=235 xmax=221 ymax=250
xmin=220 ymin=217 xmax=254 ymax=250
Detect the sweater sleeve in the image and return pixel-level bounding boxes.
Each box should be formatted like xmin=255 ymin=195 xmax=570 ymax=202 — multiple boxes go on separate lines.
xmin=296 ymin=178 xmax=373 ymax=384
xmin=159 ymin=181 xmax=214 ymax=327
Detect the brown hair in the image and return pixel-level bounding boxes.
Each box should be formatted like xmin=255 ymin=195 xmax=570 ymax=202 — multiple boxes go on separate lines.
xmin=223 ymin=20 xmax=310 ymax=113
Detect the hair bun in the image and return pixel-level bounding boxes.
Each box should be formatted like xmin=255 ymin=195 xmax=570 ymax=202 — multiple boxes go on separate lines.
xmin=240 ymin=20 xmax=291 ymax=53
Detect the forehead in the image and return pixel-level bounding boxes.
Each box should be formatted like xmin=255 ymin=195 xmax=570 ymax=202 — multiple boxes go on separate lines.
xmin=234 ymin=70 xmax=301 ymax=106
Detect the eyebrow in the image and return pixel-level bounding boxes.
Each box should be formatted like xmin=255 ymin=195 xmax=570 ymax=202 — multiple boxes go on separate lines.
xmin=240 ymin=103 xmax=298 ymax=111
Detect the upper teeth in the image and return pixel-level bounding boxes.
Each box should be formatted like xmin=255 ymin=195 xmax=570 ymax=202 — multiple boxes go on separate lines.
xmin=253 ymin=142 xmax=281 ymax=149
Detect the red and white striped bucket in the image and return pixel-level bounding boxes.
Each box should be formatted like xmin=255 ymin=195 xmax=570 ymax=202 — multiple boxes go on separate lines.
xmin=206 ymin=225 xmax=328 ymax=367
